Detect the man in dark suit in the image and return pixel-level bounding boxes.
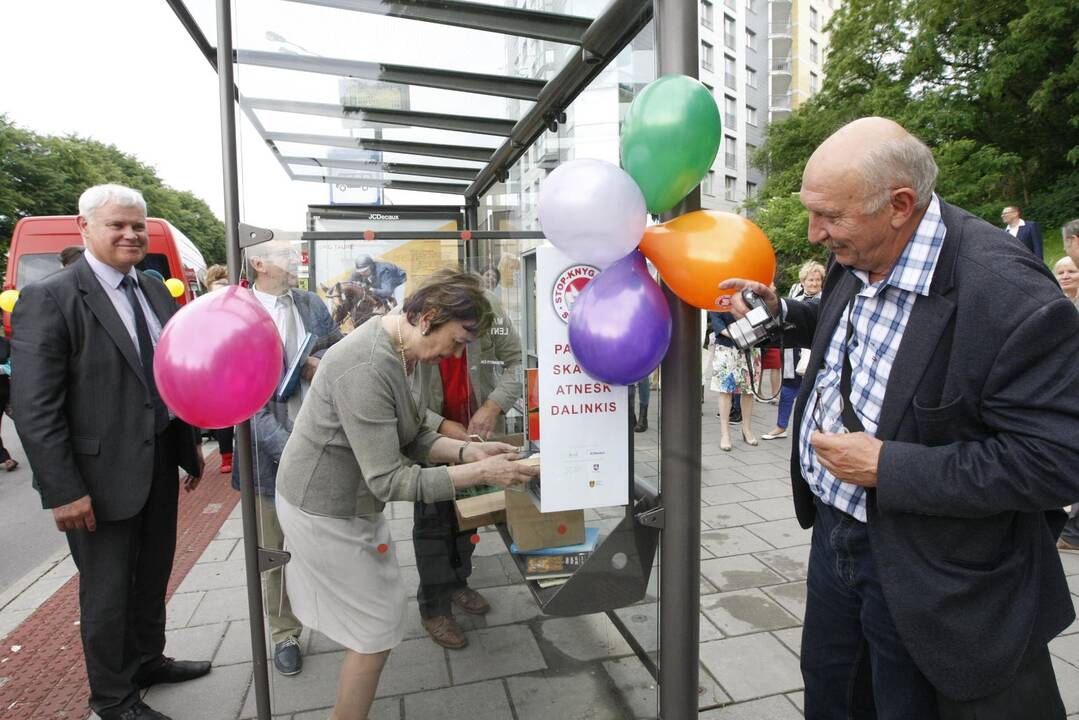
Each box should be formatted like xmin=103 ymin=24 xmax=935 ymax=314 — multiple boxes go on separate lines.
xmin=12 ymin=184 xmax=210 ymax=720
xmin=1002 ymin=205 xmax=1044 ymax=259
xmin=725 ymin=118 xmax=1079 ymax=718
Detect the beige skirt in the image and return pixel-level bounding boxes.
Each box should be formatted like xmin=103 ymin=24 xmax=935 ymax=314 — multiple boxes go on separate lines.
xmin=275 ymin=494 xmax=405 ymax=654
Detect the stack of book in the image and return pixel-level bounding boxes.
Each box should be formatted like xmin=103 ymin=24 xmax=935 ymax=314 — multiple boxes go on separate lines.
xmin=511 ymin=527 xmax=600 ymax=588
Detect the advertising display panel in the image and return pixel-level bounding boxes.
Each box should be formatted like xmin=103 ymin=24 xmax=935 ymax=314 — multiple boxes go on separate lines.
xmin=535 ymin=245 xmax=629 ymax=512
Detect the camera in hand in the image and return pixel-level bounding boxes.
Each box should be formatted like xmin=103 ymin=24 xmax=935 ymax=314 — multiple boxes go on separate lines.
xmin=722 ymin=288 xmax=785 ymax=350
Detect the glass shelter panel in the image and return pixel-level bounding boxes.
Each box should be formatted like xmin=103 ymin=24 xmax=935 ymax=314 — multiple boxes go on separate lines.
xmin=167 ymin=0 xmax=697 ymax=713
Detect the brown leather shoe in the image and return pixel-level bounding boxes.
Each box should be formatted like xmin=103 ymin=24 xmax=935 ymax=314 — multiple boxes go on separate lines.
xmin=451 ymin=587 xmax=491 ymax=615
xmin=1058 ymin=538 xmax=1079 ymax=552
xmin=421 ymin=615 xmax=468 ymax=649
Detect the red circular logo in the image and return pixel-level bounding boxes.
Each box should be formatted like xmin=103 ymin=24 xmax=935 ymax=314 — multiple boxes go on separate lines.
xmin=551 ymin=264 xmax=598 ymax=322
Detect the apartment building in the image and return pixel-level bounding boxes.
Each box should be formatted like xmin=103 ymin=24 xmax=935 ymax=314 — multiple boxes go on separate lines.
xmin=488 ymin=0 xmax=836 ymax=228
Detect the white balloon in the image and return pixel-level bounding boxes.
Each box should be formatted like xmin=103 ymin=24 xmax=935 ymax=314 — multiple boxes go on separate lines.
xmin=538 ymin=158 xmax=647 ymax=268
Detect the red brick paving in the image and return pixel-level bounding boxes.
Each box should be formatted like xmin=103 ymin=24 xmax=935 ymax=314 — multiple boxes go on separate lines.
xmin=0 ymin=452 xmax=241 ymax=719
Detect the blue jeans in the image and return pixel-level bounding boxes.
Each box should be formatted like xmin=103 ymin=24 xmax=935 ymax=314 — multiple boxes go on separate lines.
xmin=635 ymin=380 xmax=650 ymax=411
xmin=776 ymin=378 xmax=801 ymax=429
xmin=802 ymin=498 xmax=939 ymax=719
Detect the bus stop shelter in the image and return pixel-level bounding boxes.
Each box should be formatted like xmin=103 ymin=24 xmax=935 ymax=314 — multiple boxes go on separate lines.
xmin=165 ymin=0 xmax=705 ymax=716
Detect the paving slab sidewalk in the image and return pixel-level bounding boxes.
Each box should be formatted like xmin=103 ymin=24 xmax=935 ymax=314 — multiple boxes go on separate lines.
xmin=6 ymin=397 xmax=1079 ymax=719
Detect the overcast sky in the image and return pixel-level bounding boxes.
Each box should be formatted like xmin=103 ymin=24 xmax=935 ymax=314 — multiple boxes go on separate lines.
xmin=0 ymin=0 xmax=534 ymax=231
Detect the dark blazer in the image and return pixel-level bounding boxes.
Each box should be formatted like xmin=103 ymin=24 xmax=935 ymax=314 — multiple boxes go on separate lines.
xmin=11 ymin=256 xmax=200 ymax=522
xmin=231 ymin=288 xmax=341 ymax=497
xmin=784 ymin=200 xmax=1079 ymax=700
xmin=1009 ymin=220 xmax=1043 ymax=259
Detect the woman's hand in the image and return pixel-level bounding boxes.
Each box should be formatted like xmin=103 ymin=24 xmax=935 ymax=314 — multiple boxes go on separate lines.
xmin=474 ymin=453 xmax=540 ymax=488
xmin=462 ymin=441 xmax=518 ymax=463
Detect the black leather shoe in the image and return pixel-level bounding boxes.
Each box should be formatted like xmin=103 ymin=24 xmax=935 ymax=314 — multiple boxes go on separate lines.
xmin=273 ymin=636 xmax=303 ymax=676
xmin=102 ymin=700 xmax=173 ymax=720
xmin=135 ymin=657 xmax=212 ymax=688
xmin=633 ymin=416 xmax=648 ymax=433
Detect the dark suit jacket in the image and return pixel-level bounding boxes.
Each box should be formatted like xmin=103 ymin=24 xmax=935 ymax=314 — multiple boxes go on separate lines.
xmin=1009 ymin=220 xmax=1043 ymax=259
xmin=11 ymin=256 xmax=200 ymax=522
xmin=231 ymin=288 xmax=341 ymax=497
xmin=784 ymin=200 xmax=1079 ymax=700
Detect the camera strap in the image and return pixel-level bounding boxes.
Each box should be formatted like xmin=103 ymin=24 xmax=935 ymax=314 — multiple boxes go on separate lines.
xmin=839 ymin=294 xmax=866 ymax=433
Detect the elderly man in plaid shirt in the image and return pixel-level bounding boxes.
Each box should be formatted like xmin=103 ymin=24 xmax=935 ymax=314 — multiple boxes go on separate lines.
xmin=725 ymin=117 xmax=1079 ymax=719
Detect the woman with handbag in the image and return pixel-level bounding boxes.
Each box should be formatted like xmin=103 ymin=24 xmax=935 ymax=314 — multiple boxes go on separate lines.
xmin=762 ymin=261 xmax=825 ymax=440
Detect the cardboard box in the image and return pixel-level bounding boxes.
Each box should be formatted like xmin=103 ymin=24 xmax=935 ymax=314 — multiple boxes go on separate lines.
xmin=505 ymin=485 xmax=585 ymax=551
xmin=454 ymin=490 xmax=506 ymax=532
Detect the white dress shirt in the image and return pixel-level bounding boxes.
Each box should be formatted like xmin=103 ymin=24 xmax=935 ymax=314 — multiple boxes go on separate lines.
xmin=1006 ymin=218 xmax=1025 ymax=237
xmin=84 ymin=249 xmax=163 ymax=354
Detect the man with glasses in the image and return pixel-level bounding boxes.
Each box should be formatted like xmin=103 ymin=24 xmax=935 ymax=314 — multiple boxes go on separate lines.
xmin=1002 ymin=205 xmax=1043 ymax=259
xmin=237 ymin=240 xmax=341 ymax=676
xmin=724 ymin=118 xmax=1079 ymax=718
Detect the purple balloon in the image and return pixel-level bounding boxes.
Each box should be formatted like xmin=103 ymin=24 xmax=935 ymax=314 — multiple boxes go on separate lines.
xmin=568 ymin=250 xmax=672 ymax=385
xmin=155 ymin=287 xmax=284 ymax=429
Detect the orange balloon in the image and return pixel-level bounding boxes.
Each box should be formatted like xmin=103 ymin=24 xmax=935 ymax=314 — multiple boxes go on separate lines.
xmin=640 ymin=210 xmax=776 ymax=310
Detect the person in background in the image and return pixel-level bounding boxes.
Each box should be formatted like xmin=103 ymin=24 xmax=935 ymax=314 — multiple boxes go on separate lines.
xmin=0 ymin=335 xmax=16 ymax=471
xmin=1001 ymin=205 xmax=1043 ymax=259
xmin=1064 ymin=218 xmax=1079 ymax=271
xmin=59 ymin=245 xmax=85 ymax=267
xmin=234 ymin=241 xmax=341 ymax=676
xmin=763 ymin=261 xmax=825 ymax=440
xmin=708 ymin=310 xmax=759 ymax=451
xmin=480 ymin=265 xmax=501 ymax=293
xmin=13 ymin=184 xmax=208 ymax=720
xmin=1055 ymin=256 xmax=1079 ymax=308
xmin=632 ymin=376 xmax=651 ymax=433
xmin=758 ymin=283 xmax=783 ymax=403
xmin=203 ymin=265 xmax=234 ymax=472
xmin=413 ymin=290 xmax=522 ymax=649
xmin=275 ymin=270 xmax=538 ymax=719
xmin=703 ymin=319 xmax=741 ymax=423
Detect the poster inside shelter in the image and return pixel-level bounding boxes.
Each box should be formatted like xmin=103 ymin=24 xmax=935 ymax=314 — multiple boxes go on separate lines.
xmin=536 ymin=245 xmax=629 ymax=512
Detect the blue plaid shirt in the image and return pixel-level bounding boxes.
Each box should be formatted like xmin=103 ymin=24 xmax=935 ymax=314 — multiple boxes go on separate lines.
xmin=798 ymin=194 xmax=946 ymax=521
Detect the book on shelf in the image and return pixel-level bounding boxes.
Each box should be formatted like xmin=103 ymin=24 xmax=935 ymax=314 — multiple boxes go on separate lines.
xmin=523 ymin=551 xmax=591 ymax=580
xmin=510 ymin=526 xmax=600 ymax=556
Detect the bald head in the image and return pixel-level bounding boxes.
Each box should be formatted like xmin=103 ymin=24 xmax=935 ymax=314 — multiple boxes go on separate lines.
xmin=799 ymin=117 xmax=937 ymax=281
xmin=805 ymin=117 xmax=938 ymax=214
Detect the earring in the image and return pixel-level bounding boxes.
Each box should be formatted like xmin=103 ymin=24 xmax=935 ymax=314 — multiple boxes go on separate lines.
xmin=421 ymin=326 xmax=430 ymax=336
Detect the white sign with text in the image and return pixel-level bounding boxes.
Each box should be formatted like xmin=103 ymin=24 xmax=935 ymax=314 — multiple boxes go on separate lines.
xmin=536 ymin=244 xmax=629 ymax=512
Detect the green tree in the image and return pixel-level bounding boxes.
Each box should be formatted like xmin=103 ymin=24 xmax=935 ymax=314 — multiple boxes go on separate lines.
xmin=0 ymin=115 xmax=225 ymax=270
xmin=748 ymin=0 xmax=1079 ymax=275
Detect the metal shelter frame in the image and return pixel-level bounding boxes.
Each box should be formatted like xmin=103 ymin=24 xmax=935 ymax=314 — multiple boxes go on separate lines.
xmin=165 ymin=0 xmax=703 ymax=715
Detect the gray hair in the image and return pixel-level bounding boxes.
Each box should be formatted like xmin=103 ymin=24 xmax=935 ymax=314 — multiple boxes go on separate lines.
xmin=1054 ymin=256 xmax=1076 ymax=271
xmin=859 ymin=135 xmax=939 ymax=214
xmin=245 ymin=240 xmax=296 ymax=276
xmin=798 ymin=260 xmax=826 ymax=283
xmin=1063 ymin=219 xmax=1079 ymax=246
xmin=78 ymin=184 xmax=147 ymax=219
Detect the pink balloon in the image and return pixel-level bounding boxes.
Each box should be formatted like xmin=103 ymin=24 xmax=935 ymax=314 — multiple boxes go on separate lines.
xmin=154 ymin=287 xmax=283 ymax=429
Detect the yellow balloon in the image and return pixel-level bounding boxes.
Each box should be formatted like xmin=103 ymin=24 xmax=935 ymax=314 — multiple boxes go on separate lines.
xmin=164 ymin=278 xmax=186 ymax=298
xmin=0 ymin=289 xmax=19 ymax=313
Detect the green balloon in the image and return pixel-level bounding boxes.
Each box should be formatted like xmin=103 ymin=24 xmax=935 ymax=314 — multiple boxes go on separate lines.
xmin=620 ymin=75 xmax=723 ymax=214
